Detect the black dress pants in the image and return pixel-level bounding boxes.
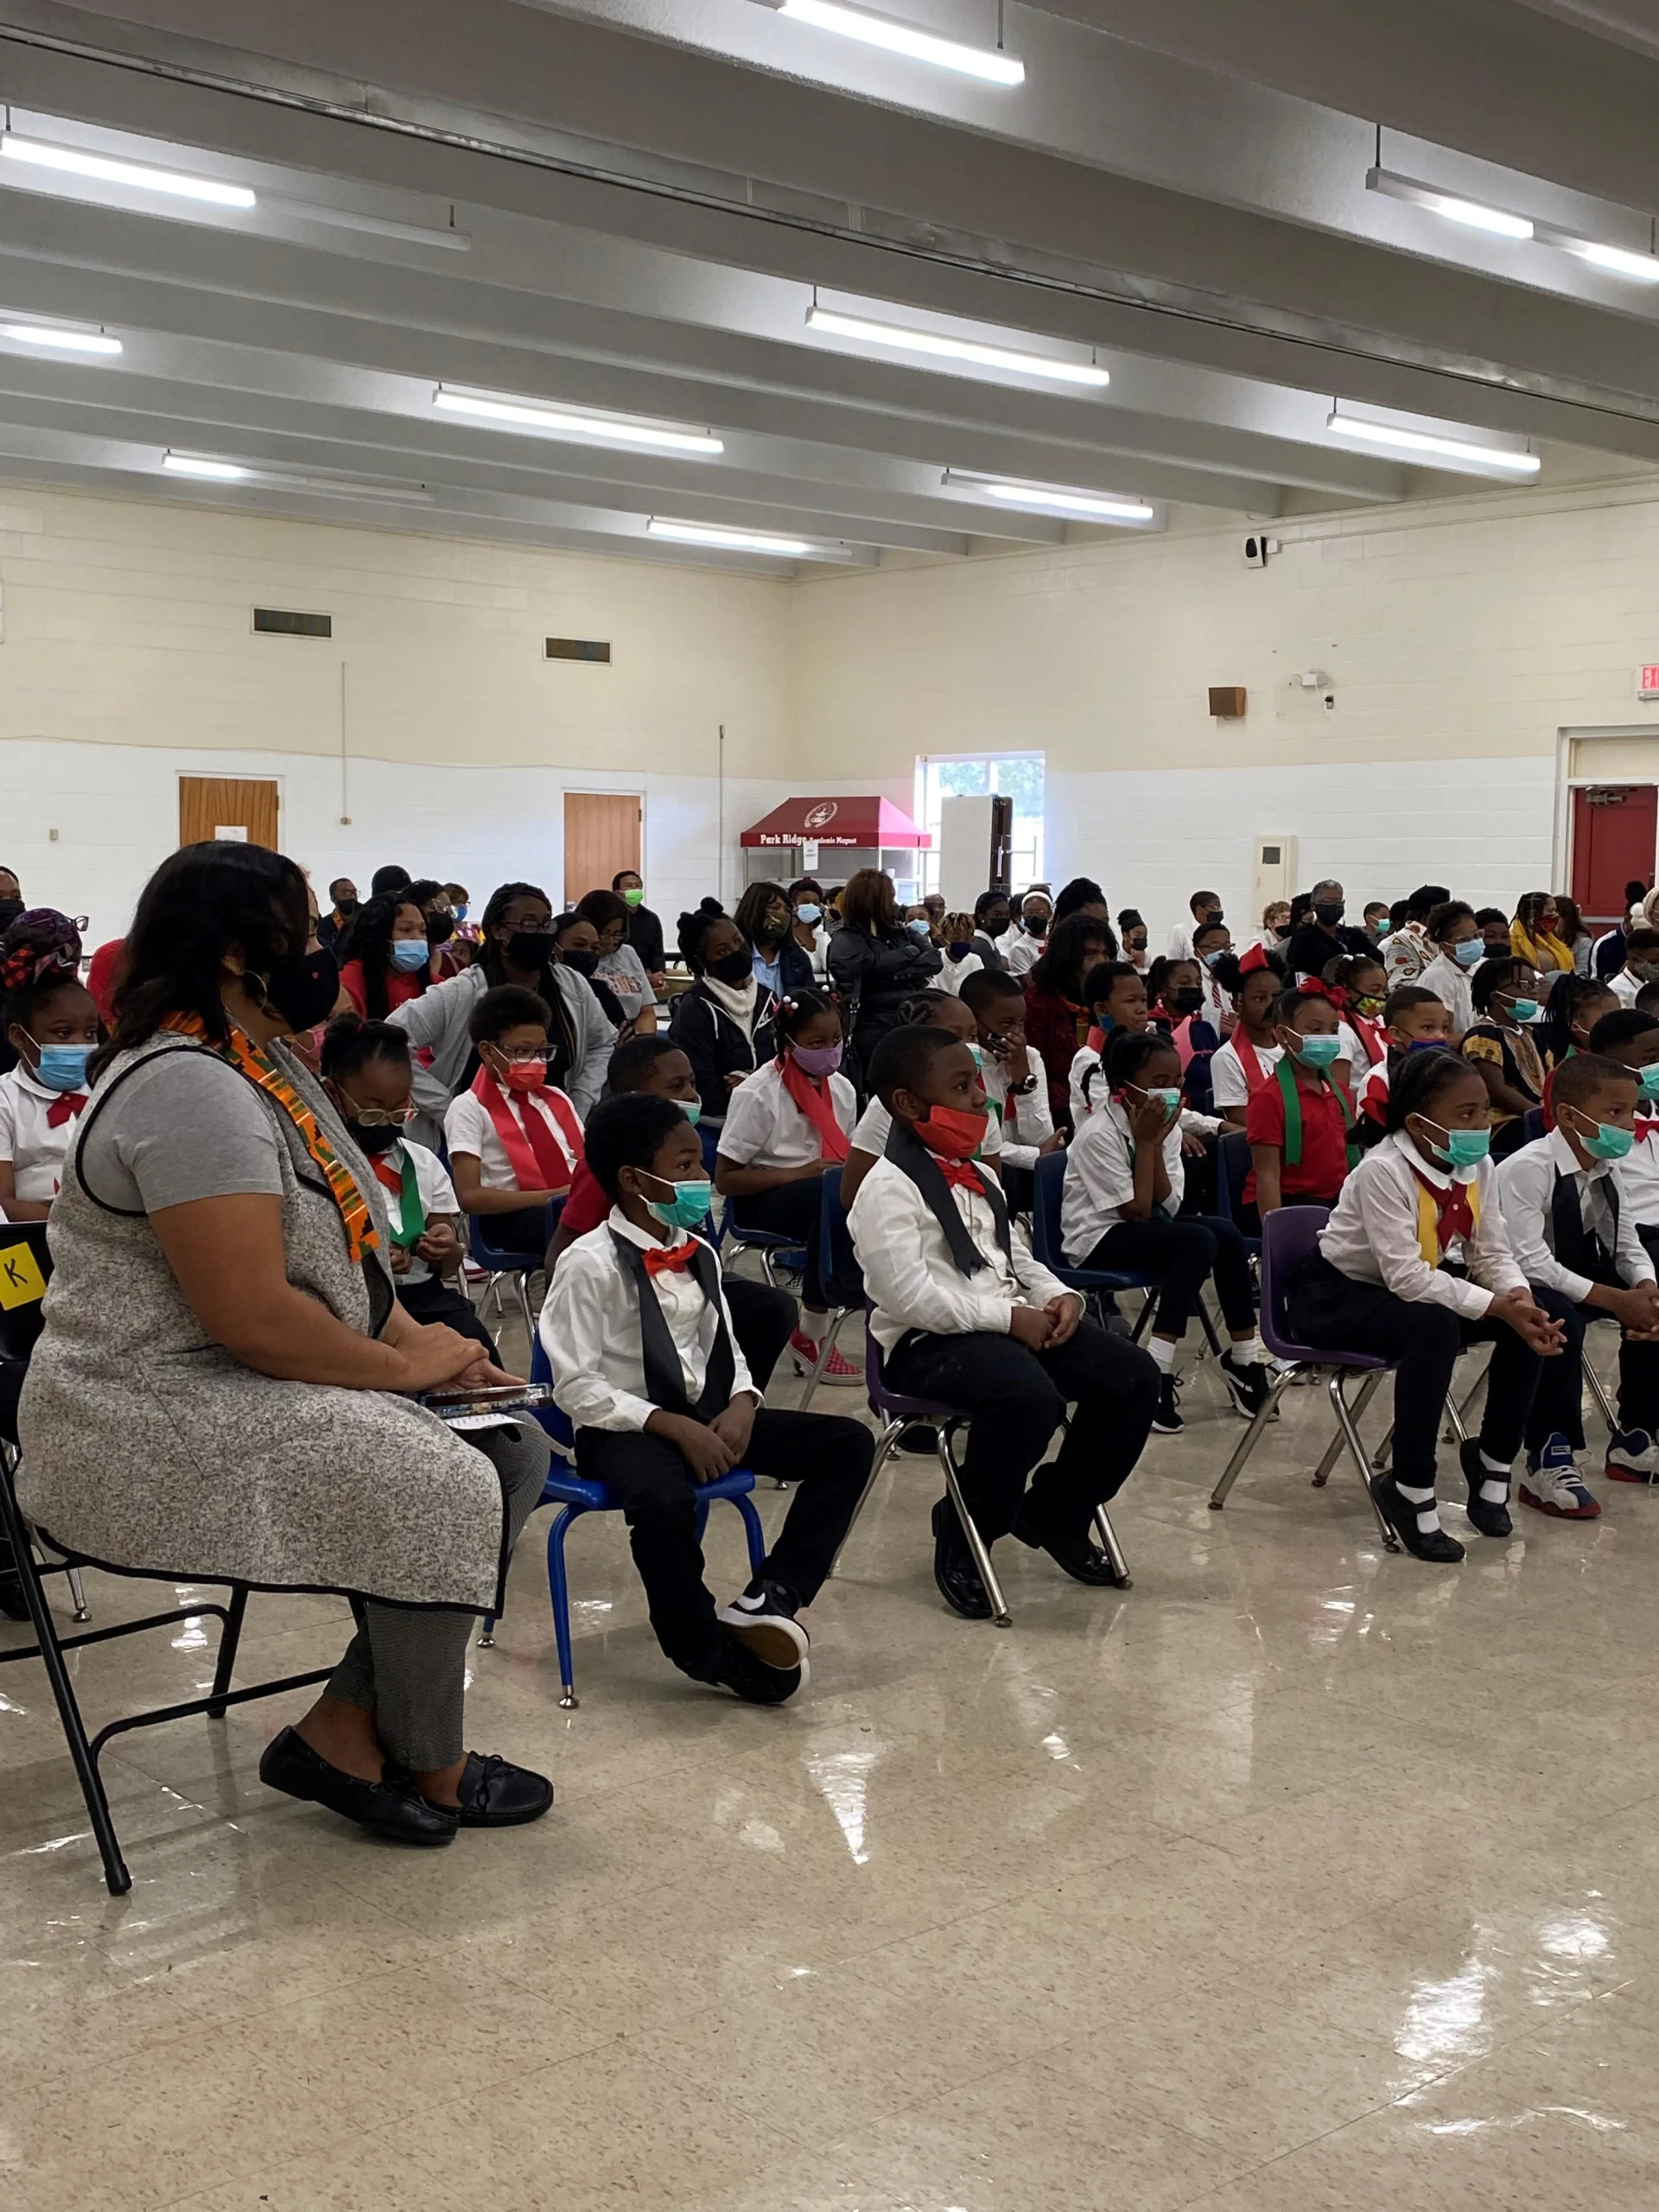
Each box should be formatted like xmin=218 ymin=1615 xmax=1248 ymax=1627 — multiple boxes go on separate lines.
xmin=574 ymin=1409 xmax=874 ymax=1675
xmin=1084 ymin=1215 xmax=1255 ymax=1339
xmin=1523 ymin=1287 xmax=1659 ymax=1448
xmin=884 ymin=1318 xmax=1159 ymax=1544
xmin=729 ymin=1172 xmax=833 ymax=1306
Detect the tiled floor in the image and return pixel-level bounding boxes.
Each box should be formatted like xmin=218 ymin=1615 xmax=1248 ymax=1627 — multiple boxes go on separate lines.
xmin=4 ymin=1317 xmax=1659 ymax=2209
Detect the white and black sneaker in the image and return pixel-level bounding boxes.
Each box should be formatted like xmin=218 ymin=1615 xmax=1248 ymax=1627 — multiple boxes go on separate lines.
xmin=716 ymin=1578 xmax=810 ymax=1672
xmin=1218 ymin=1351 xmax=1274 ymax=1421
xmin=1152 ymin=1373 xmax=1184 ymax=1434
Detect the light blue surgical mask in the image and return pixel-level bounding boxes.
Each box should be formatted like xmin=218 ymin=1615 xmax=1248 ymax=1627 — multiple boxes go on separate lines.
xmin=1452 ymin=938 xmax=1484 ymax=969
xmin=643 ymin=1172 xmax=715 ymax=1230
xmin=33 ymin=1042 xmax=92 ymax=1093
xmin=1639 ymin=1065 xmax=1659 ymax=1103
xmin=1503 ymin=996 xmax=1541 ymax=1024
xmin=906 ymin=917 xmax=932 ymax=939
xmin=452 ymin=903 xmax=467 ymax=924
xmin=1568 ymin=1110 xmax=1635 ymax=1163
xmin=1203 ymin=949 xmax=1229 ymax=969
xmin=795 ymin=903 xmax=822 ymax=925
xmin=1127 ymin=1082 xmax=1180 ymax=1122
xmin=677 ymin=1098 xmax=702 ymax=1128
xmin=1416 ymin=1119 xmax=1491 ymax=1169
xmin=1293 ymin=1033 xmax=1342 ymax=1069
xmin=391 ymin=938 xmax=429 ymax=972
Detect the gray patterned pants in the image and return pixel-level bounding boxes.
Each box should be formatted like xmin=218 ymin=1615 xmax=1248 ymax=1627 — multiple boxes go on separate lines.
xmin=327 ymin=1421 xmax=549 ymax=1768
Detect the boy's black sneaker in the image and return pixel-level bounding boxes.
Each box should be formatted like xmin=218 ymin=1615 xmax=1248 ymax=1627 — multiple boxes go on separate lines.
xmin=1218 ymin=1352 xmax=1274 ymax=1421
xmin=717 ymin=1578 xmax=810 ymax=1670
xmin=1458 ymin=1437 xmax=1514 ymax=1539
xmin=1370 ymin=1474 xmax=1465 ymax=1563
xmin=1151 ymin=1374 xmax=1183 ymax=1434
xmin=899 ymin=1422 xmax=940 ymax=1455
xmin=706 ymin=1630 xmax=802 ymax=1705
xmin=931 ymin=1496 xmax=991 ymax=1619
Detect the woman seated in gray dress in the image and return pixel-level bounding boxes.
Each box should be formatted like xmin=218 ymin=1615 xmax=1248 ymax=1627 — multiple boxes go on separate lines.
xmin=16 ymin=841 xmax=554 ymax=1849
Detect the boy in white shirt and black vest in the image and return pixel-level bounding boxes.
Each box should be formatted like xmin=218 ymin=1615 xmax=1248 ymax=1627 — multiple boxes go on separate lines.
xmin=1496 ymin=1052 xmax=1659 ymax=1510
xmin=849 ymin=1024 xmax=1159 ymax=1620
xmin=539 ymin=1093 xmax=873 ymax=1705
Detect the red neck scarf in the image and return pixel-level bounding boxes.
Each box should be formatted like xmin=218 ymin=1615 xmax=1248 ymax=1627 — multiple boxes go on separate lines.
xmin=45 ymin=1090 xmax=89 ymax=1128
xmin=468 ymin=1069 xmax=584 ymax=1192
xmin=1233 ymin=1034 xmax=1274 ymax=1092
xmin=777 ymin=1055 xmax=849 ymax=1163
xmin=1352 ymin=1014 xmax=1387 ymax=1065
xmin=1410 ymin=1166 xmax=1477 ymax=1253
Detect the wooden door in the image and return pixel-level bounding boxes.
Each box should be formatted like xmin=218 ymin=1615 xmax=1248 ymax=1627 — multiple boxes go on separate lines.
xmin=1571 ymin=784 xmax=1658 ymax=927
xmin=563 ymin=791 xmax=641 ymax=906
xmin=179 ymin=776 xmax=281 ymax=850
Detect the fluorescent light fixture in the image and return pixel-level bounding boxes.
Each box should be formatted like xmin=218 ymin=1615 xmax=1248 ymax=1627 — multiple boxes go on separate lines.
xmin=1570 ymin=238 xmax=1659 ymax=283
xmin=0 ymin=321 xmax=121 ymax=355
xmin=162 ymin=453 xmax=251 ymax=480
xmin=768 ymin=0 xmax=1024 ymax=83
xmin=432 ymin=385 xmax=722 ymax=455
xmin=645 ymin=517 xmax=821 ymax=556
xmin=806 ymin=304 xmax=1106 ymax=385
xmin=1326 ymin=410 xmax=1541 ymax=477
xmin=1424 ymin=193 xmax=1533 ymax=240
xmin=0 ymin=133 xmax=255 ymax=208
xmin=942 ymin=468 xmax=1154 ymax=522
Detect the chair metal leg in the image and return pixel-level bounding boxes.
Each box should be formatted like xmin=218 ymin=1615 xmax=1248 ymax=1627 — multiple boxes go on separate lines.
xmin=1584 ymin=1353 xmax=1618 ymax=1433
xmin=66 ymin=1564 xmax=89 ymax=1624
xmin=938 ymin=1423 xmax=1011 ymax=1628
xmin=1209 ymin=1367 xmax=1298 ymax=1507
xmin=514 ymin=1269 xmax=537 ymax=1346
xmin=207 ymin=1585 xmax=247 ymax=1719
xmin=734 ymin=1493 xmax=768 ymax=1577
xmin=759 ymin=1249 xmax=778 ymax=1288
xmin=1196 ymin=1299 xmax=1223 ymax=1357
xmin=475 ymin=1612 xmax=496 ymax=1648
xmin=1130 ymin=1294 xmax=1156 ymax=1344
xmin=1313 ymin=1368 xmax=1387 ymax=1485
xmin=0 ymin=1454 xmax=130 ymax=1895
xmin=1444 ymin=1395 xmax=1469 ymax=1446
xmin=545 ymin=1503 xmax=581 ymax=1708
xmin=797 ymin=1307 xmax=847 ymax=1414
xmin=1327 ymin=1371 xmax=1398 ymax=1548
xmin=1092 ymin=1500 xmax=1132 ymax=1587
xmin=828 ymin=1418 xmax=901 ymax=1576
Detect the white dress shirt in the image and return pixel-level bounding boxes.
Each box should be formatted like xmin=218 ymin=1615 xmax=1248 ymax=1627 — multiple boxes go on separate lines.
xmin=443 ymin=1082 xmax=582 ymax=1192
xmin=1618 ymin=1120 xmax=1659 ymax=1227
xmin=980 ymin=1047 xmax=1052 ymax=1170
xmin=1005 ymin=928 xmax=1045 ymax=977
xmin=1060 ymin=1096 xmax=1185 ymax=1262
xmin=0 ymin=1065 xmax=78 ymax=1208
xmin=716 ymin=1059 xmax=856 ymax=1170
xmin=849 ymin=1095 xmax=1001 ymax=1161
xmin=377 ymin=1135 xmax=460 ymax=1286
xmin=1357 ymin=1056 xmax=1391 ymax=1121
xmin=1495 ymin=1127 xmax=1656 ymax=1303
xmin=1209 ymin=1036 xmax=1282 ymax=1112
xmin=1417 ymin=953 xmax=1475 ymax=1033
xmin=1610 ymin=968 xmax=1642 ymax=1008
xmin=1317 ymin=1129 xmax=1525 ymax=1319
xmin=1069 ymin=1044 xmax=1105 ymax=1124
xmin=850 ymin=1154 xmax=1069 ymax=1353
xmin=1166 ymin=922 xmax=1196 ymax=963
xmin=540 ymin=1208 xmax=757 ymax=1432
xmin=938 ymin=950 xmax=985 ymax=994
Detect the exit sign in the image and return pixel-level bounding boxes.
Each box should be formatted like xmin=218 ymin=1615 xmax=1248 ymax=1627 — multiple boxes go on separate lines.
xmin=1642 ymin=665 xmax=1659 ymax=699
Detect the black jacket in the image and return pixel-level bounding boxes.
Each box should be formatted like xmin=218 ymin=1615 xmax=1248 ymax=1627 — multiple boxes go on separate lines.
xmin=667 ymin=982 xmax=779 ymax=1120
xmin=1285 ymin=921 xmax=1372 ymax=981
xmin=627 ymin=902 xmax=666 ymax=976
xmin=828 ymin=925 xmax=943 ymax=1039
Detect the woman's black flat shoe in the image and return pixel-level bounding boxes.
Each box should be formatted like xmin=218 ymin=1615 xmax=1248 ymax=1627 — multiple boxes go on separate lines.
xmin=258 ymin=1726 xmax=459 ymax=1846
xmin=447 ymin=1751 xmax=555 ymax=1827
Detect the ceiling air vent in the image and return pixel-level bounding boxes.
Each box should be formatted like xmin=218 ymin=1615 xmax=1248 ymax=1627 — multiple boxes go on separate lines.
xmin=545 ymin=637 xmax=611 ymax=663
xmin=253 ymin=607 xmax=333 ymax=639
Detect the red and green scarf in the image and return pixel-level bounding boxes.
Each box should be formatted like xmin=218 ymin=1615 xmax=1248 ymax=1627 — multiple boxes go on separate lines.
xmin=1275 ymin=1056 xmax=1359 ymax=1173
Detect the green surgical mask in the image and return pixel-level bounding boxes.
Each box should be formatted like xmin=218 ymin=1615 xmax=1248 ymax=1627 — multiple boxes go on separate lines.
xmin=642 ymin=1172 xmax=714 ymax=1229
xmin=677 ymin=1097 xmax=702 ymax=1128
xmin=1293 ymin=1034 xmax=1342 ymax=1069
xmin=622 ymin=887 xmax=645 ymax=909
xmin=1638 ymin=1066 xmax=1659 ymax=1103
xmin=1417 ymin=1119 xmax=1491 ymax=1169
xmin=1572 ymin=1113 xmax=1635 ymax=1163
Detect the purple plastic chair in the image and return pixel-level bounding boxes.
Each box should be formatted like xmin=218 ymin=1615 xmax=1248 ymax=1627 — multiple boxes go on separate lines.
xmin=843 ymin=1313 xmax=1132 ymax=1626
xmin=1208 ymin=1205 xmax=1398 ymax=1548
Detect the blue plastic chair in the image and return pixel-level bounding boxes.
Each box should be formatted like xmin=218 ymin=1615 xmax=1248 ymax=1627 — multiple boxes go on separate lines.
xmin=478 ymin=1339 xmax=768 ymax=1707
xmin=467 ymin=1198 xmax=561 ymax=1342
xmin=796 ymin=1169 xmax=865 ymax=1409
xmin=1032 ymin=1150 xmax=1221 ymax=1352
xmin=1522 ymin=1105 xmax=1547 ymax=1143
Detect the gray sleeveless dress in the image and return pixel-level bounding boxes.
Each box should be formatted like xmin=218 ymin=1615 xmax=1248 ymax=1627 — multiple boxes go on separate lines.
xmin=16 ymin=1033 xmax=510 ymax=1612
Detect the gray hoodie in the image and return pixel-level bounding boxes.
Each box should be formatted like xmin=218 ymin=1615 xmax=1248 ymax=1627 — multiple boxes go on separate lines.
xmin=389 ymin=961 xmax=614 ymax=1127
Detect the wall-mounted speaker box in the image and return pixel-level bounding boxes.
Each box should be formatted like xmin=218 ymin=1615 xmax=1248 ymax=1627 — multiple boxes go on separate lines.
xmin=1209 ymin=686 xmax=1247 ymax=719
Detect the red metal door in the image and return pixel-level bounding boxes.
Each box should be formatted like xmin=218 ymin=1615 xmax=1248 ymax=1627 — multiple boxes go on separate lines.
xmin=1572 ymin=785 xmax=1657 ymax=927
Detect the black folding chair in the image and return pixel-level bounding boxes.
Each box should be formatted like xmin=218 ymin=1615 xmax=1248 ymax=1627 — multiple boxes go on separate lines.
xmin=0 ymin=1221 xmax=334 ymax=1896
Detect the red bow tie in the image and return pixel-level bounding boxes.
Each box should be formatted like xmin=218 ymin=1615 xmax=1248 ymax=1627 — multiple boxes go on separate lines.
xmin=46 ymin=1091 xmax=88 ymax=1128
xmin=931 ymin=1156 xmax=984 ymax=1194
xmin=642 ymin=1240 xmax=697 ymax=1277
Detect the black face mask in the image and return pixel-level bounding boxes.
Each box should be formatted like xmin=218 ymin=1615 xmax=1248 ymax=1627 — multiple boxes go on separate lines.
xmin=335 ymin=899 xmax=358 ymax=918
xmin=560 ymin=945 xmax=599 ymax=978
xmin=504 ymin=929 xmax=554 ymax=970
xmin=1314 ymin=902 xmax=1344 ymax=928
xmin=709 ymin=947 xmax=755 ymax=986
xmin=1023 ymin=915 xmax=1050 ymax=938
xmin=350 ymin=1120 xmax=402 ymax=1156
xmin=947 ymin=939 xmax=974 ymax=961
xmin=252 ymin=947 xmax=339 ymax=1034
xmin=0 ymin=897 xmax=22 ymax=934
xmin=1170 ymin=987 xmax=1205 ymax=1014
xmin=1203 ymin=910 xmax=1224 ymax=927
xmin=425 ymin=912 xmax=455 ymax=945
xmin=982 ymin=915 xmax=1011 ymax=938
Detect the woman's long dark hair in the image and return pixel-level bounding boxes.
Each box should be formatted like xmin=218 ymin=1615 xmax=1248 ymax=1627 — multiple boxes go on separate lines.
xmin=1030 ymin=912 xmax=1112 ymax=1002
xmin=346 ymin=893 xmax=424 ymax=1021
xmin=93 ymin=842 xmax=309 ymax=1079
xmin=475 ymin=878 xmax=576 ymax=1087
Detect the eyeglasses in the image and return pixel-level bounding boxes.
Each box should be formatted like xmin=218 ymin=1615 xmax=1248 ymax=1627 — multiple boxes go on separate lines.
xmin=338 ymin=1090 xmax=418 ymax=1127
xmin=496 ymin=1046 xmax=550 ymax=1065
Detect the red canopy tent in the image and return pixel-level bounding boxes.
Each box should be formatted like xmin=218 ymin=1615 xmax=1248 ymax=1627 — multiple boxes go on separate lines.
xmin=740 ymin=796 xmax=931 ymax=849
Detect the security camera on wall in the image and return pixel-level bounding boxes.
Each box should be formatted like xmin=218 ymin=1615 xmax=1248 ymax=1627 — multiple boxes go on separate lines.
xmin=1242 ymin=533 xmax=1281 ymax=569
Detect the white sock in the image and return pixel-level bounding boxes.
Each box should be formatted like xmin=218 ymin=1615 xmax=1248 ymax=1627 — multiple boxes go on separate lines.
xmin=1147 ymin=1337 xmax=1176 ymax=1374
xmin=797 ymin=1310 xmax=826 ymax=1347
xmin=1395 ymin=1478 xmax=1442 ymax=1535
xmin=1479 ymin=1447 xmax=1510 ymax=1475
xmin=1230 ymin=1335 xmax=1268 ymax=1366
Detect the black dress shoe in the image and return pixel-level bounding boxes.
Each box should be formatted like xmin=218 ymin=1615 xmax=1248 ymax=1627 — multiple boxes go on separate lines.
xmin=445 ymin=1752 xmax=555 ymax=1828
xmin=257 ymin=1726 xmax=458 ymax=1846
xmin=1459 ymin=1439 xmax=1514 ymax=1539
xmin=703 ymin=1630 xmax=803 ymax=1705
xmin=1013 ymin=1504 xmax=1125 ymax=1587
xmin=1370 ymin=1475 xmax=1465 ymax=1563
xmin=931 ymin=1497 xmax=992 ymax=1619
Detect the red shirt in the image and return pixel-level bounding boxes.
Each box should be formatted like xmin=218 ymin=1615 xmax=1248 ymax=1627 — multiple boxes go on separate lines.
xmin=338 ymin=961 xmax=424 ymax=1019
xmin=559 ymin=1157 xmax=609 ymax=1241
xmin=1243 ymin=1069 xmax=1351 ymax=1205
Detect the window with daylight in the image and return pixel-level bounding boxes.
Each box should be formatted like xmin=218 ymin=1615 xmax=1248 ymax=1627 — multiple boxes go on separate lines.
xmin=918 ymin=753 xmax=1046 ymax=893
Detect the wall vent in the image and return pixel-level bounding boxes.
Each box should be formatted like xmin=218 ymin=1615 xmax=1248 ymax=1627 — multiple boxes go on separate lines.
xmin=545 ymin=637 xmax=611 ymax=663
xmin=253 ymin=607 xmax=332 ymax=639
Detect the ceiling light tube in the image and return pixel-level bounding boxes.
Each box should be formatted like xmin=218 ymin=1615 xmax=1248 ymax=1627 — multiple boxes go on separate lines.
xmin=942 ymin=469 xmax=1155 ymax=522
xmin=433 ymin=385 xmax=722 ymax=454
xmin=645 ymin=517 xmax=822 ymax=556
xmin=1567 ymin=238 xmax=1659 ymax=283
xmin=1366 ymin=167 xmax=1533 ymax=241
xmin=0 ymin=133 xmax=255 ymax=208
xmin=1326 ymin=410 xmax=1541 ymax=477
xmin=162 ymin=452 xmax=251 ymax=480
xmin=0 ymin=321 xmax=121 ymax=355
xmin=807 ymin=304 xmax=1106 ymax=385
xmin=769 ymin=0 xmax=1024 ymax=83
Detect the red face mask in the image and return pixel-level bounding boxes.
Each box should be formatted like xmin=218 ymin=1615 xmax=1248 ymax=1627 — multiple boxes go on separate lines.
xmin=501 ymin=1058 xmax=548 ymax=1093
xmin=913 ymin=1102 xmax=987 ymax=1160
